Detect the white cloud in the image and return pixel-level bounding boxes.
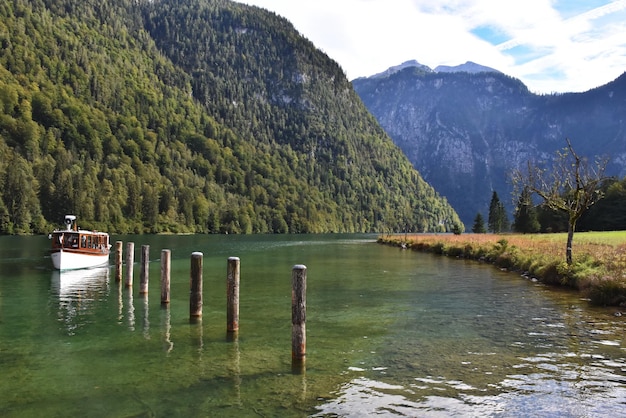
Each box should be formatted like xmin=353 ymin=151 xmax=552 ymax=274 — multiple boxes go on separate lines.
xmin=234 ymin=0 xmax=626 ymax=93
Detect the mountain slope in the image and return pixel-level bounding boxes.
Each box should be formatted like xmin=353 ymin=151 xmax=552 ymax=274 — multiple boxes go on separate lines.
xmin=353 ymin=66 xmax=626 ymax=226
xmin=0 ymin=0 xmax=462 ymax=234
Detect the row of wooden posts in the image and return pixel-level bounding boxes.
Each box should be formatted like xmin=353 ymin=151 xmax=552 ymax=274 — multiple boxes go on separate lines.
xmin=113 ymin=241 xmax=307 ymax=364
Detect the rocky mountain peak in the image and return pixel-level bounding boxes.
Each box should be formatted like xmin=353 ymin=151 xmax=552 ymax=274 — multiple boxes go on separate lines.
xmin=434 ymin=61 xmax=501 ymax=74
xmin=365 ymin=60 xmax=433 ymax=79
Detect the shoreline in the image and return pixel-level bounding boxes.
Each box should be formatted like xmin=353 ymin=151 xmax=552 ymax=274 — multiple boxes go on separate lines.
xmin=377 ymin=233 xmax=626 ymax=309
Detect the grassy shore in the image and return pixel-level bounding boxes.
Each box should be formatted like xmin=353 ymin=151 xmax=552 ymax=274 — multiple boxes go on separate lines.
xmin=378 ymin=231 xmax=626 ymax=307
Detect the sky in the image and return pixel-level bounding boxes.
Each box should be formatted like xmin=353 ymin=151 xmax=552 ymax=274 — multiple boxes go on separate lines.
xmin=232 ymin=0 xmax=626 ymax=94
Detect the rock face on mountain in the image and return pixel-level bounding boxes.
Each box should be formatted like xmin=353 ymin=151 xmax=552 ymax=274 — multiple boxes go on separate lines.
xmin=353 ymin=64 xmax=626 ymax=227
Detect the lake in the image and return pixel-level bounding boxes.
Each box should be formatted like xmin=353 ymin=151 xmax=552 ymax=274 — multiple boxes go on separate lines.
xmin=0 ymin=234 xmax=624 ymax=417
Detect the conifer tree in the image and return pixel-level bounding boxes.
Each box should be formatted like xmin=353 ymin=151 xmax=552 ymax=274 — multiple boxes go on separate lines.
xmin=488 ymin=191 xmax=509 ymax=233
xmin=472 ymin=212 xmax=486 ymax=233
xmin=513 ymin=186 xmax=540 ymax=233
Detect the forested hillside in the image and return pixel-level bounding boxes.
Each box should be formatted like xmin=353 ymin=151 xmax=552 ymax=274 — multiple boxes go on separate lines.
xmin=0 ymin=0 xmax=462 ymax=234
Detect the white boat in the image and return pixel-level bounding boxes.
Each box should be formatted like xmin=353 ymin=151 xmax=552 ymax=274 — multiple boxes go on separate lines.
xmin=49 ymin=215 xmax=111 ymax=270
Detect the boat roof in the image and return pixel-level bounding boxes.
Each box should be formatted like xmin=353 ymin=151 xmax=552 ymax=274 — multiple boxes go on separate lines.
xmin=51 ymin=229 xmax=109 ymax=236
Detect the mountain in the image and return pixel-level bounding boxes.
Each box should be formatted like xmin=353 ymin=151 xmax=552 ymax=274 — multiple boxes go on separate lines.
xmin=362 ymin=60 xmax=500 ymax=81
xmin=352 ymin=66 xmax=626 ymax=227
xmin=0 ymin=0 xmax=462 ymax=234
xmin=434 ymin=61 xmax=500 ymax=74
xmin=366 ymin=60 xmax=433 ymax=79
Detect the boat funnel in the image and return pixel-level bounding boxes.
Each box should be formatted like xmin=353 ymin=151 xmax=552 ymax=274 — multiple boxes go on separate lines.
xmin=64 ymin=215 xmax=77 ymax=231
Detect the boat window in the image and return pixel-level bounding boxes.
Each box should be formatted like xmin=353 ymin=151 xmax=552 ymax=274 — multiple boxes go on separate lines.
xmin=65 ymin=233 xmax=79 ymax=248
xmin=81 ymin=235 xmax=87 ymax=248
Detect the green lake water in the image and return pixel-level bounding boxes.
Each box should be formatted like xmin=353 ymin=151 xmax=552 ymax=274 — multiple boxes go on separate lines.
xmin=0 ymin=234 xmax=624 ymax=417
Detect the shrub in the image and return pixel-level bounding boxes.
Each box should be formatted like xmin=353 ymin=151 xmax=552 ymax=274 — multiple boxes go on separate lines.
xmin=446 ymin=245 xmax=465 ymax=257
xmin=432 ymin=242 xmax=445 ymax=254
xmin=584 ymin=276 xmax=626 ymax=306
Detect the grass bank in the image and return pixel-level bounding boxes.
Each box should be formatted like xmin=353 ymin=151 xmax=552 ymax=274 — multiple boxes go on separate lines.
xmin=378 ymin=232 xmax=626 ymax=307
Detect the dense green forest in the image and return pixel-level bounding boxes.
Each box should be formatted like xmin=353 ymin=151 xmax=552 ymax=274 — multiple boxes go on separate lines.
xmin=0 ymin=0 xmax=462 ymax=234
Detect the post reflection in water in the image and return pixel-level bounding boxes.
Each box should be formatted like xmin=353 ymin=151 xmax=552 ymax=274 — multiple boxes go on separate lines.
xmin=227 ymin=334 xmax=242 ymax=407
xmin=117 ymin=276 xmax=123 ymax=323
xmin=190 ymin=319 xmax=203 ymax=353
xmin=141 ymin=293 xmax=149 ymax=339
xmin=114 ymin=278 xmax=131 ymax=331
xmin=161 ymin=305 xmax=173 ymax=354
xmin=126 ymin=286 xmax=135 ymax=331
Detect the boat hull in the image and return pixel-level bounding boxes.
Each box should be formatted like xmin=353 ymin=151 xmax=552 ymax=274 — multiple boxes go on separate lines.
xmin=51 ymin=248 xmax=110 ymax=271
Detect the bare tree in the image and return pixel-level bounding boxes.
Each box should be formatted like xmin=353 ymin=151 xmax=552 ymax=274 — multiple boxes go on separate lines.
xmin=512 ymin=138 xmax=609 ymax=265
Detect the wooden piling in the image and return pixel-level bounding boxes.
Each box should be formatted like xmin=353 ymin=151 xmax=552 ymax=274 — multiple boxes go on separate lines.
xmin=190 ymin=252 xmax=203 ymax=319
xmin=292 ymin=264 xmax=307 ymax=364
xmin=161 ymin=249 xmax=171 ymax=304
xmin=140 ymin=245 xmax=150 ymax=294
xmin=227 ymin=257 xmax=240 ymax=333
xmin=125 ymin=242 xmax=134 ymax=287
xmin=115 ymin=241 xmax=123 ymax=282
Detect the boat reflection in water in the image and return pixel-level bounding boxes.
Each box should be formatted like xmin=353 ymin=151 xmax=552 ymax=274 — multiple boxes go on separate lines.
xmin=50 ymin=266 xmax=111 ymax=335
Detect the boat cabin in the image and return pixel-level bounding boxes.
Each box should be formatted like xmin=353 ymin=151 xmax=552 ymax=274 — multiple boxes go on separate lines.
xmin=50 ymin=215 xmax=109 ymax=254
